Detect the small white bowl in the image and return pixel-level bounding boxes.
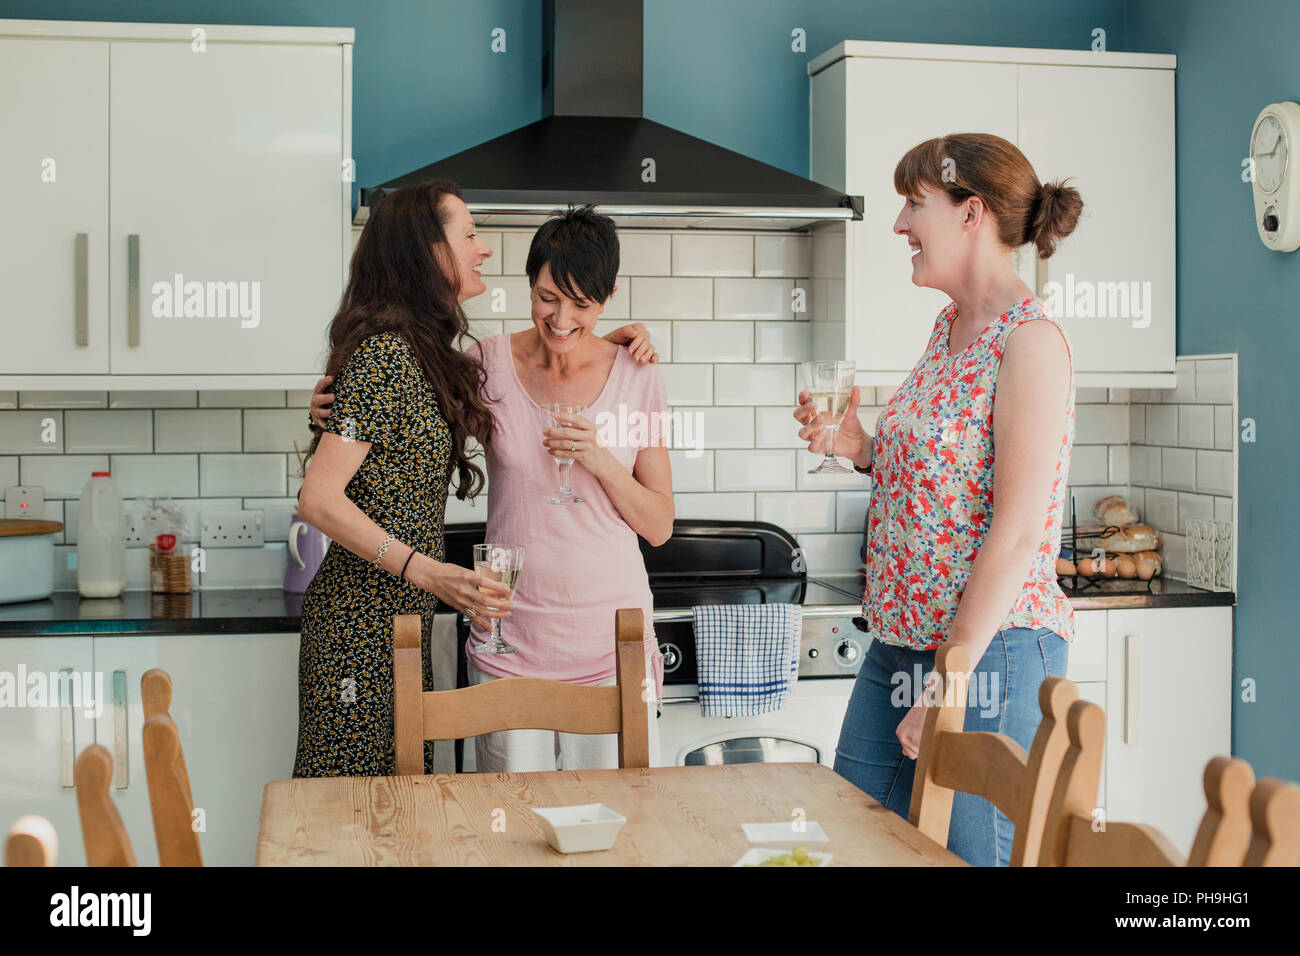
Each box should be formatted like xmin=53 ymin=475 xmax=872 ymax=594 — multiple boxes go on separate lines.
xmin=531 ymin=803 xmax=626 ymax=853
xmin=741 ymin=821 xmax=829 ymax=850
xmin=733 ymin=847 xmax=833 ymax=867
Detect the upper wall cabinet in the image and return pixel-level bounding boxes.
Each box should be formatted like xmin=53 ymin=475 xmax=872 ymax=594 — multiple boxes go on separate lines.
xmin=0 ymin=20 xmax=353 ymax=389
xmin=809 ymin=41 xmax=1177 ymax=388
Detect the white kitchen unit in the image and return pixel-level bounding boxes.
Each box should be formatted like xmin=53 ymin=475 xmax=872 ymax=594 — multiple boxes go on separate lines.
xmin=809 ymin=41 xmax=1177 ymax=388
xmin=0 ymin=20 xmax=353 ymax=390
xmin=0 ymin=631 xmax=299 ymax=866
xmin=0 ymin=636 xmax=97 ymax=867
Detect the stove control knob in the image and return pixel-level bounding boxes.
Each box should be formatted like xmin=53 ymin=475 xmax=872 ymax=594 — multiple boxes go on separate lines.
xmin=835 ymin=638 xmax=862 ymax=667
xmin=808 ymin=648 xmax=819 ymax=659
xmin=661 ymin=642 xmax=681 ymax=672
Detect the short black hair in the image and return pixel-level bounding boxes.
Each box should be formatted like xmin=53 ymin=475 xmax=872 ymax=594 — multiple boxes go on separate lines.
xmin=525 ymin=204 xmax=620 ymax=305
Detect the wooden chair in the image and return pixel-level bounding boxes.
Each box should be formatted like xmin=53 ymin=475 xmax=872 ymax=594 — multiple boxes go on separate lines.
xmin=393 ymin=608 xmax=650 ymax=774
xmin=1188 ymin=756 xmax=1255 ymax=865
xmin=140 ymin=668 xmax=202 ymax=866
xmin=75 ymin=744 xmax=137 ymax=866
xmin=5 ymin=815 xmax=57 ymax=866
xmin=1243 ymin=777 xmax=1300 ymax=866
xmin=909 ymin=642 xmax=1078 ymax=866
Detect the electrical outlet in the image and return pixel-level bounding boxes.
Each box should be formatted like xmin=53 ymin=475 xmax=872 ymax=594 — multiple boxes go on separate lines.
xmin=123 ymin=511 xmax=149 ymax=547
xmin=200 ymin=509 xmax=265 ymax=549
xmin=5 ymin=485 xmax=45 ymax=520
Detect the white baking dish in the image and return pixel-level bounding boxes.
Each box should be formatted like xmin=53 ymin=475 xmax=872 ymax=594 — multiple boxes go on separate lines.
xmin=0 ymin=519 xmax=61 ymax=604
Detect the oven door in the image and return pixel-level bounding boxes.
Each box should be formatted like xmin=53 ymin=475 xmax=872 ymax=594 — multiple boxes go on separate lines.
xmin=657 ymin=678 xmax=854 ymax=768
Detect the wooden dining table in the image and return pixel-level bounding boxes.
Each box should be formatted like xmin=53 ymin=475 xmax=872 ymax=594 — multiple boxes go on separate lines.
xmin=256 ymin=761 xmax=966 ymax=866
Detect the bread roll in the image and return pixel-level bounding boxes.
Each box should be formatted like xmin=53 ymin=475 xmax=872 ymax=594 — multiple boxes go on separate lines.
xmin=1104 ymin=525 xmax=1160 ymax=553
xmin=1094 ymin=494 xmax=1138 ymax=527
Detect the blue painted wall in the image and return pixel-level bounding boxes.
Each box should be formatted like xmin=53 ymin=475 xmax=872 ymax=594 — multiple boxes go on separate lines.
xmin=1129 ymin=0 xmax=1299 ymax=781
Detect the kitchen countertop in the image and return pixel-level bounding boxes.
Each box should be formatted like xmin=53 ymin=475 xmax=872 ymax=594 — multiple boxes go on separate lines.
xmin=0 ymin=578 xmax=1234 ymax=637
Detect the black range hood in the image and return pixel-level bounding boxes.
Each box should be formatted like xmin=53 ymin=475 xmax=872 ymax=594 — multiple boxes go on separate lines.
xmin=360 ymin=0 xmax=862 ymax=231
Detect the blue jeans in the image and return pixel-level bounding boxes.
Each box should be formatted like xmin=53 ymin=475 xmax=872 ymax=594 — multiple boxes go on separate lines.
xmin=833 ymin=627 xmax=1068 ymax=867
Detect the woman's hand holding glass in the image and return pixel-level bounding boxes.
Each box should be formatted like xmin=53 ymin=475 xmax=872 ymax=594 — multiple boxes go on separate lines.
xmin=542 ymin=409 xmax=614 ymax=480
xmin=794 ymin=385 xmax=868 ymax=463
xmin=403 ymin=552 xmax=512 ymax=633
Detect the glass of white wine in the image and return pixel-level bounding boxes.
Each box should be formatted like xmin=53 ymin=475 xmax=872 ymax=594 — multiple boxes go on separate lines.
xmin=800 ymin=361 xmax=857 ymax=475
xmin=471 ymin=544 xmax=524 ymax=655
xmin=541 ymin=402 xmax=587 ymax=505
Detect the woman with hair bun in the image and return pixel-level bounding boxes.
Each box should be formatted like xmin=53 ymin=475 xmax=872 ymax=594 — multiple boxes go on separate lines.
xmin=794 ymin=132 xmax=1083 ymax=866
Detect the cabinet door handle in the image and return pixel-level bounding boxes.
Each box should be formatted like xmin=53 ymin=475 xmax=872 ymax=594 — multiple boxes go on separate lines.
xmin=74 ymin=233 xmax=89 ymax=347
xmin=59 ymin=667 xmax=75 ymax=788
xmin=113 ymin=670 xmax=128 ymax=789
xmin=1124 ymin=633 xmax=1139 ymax=745
xmin=127 ymin=234 xmax=140 ymax=347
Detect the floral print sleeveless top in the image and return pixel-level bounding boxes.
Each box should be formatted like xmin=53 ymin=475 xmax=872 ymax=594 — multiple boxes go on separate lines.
xmin=864 ymin=297 xmax=1075 ymax=649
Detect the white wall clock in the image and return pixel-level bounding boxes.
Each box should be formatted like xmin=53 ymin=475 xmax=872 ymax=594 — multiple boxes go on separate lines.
xmin=1250 ymin=101 xmax=1300 ymax=252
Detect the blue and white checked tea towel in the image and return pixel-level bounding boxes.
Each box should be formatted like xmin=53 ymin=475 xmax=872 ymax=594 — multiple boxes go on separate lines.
xmin=692 ymin=603 xmax=802 ymax=718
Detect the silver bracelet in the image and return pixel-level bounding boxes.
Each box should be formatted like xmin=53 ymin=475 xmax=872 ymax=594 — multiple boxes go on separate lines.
xmin=374 ymin=532 xmax=395 ymax=567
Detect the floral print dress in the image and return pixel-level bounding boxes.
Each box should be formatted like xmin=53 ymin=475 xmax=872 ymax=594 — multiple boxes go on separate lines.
xmin=863 ymin=297 xmax=1075 ymax=649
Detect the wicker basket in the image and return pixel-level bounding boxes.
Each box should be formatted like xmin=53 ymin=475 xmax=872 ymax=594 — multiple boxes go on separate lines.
xmin=150 ymin=543 xmax=192 ymax=593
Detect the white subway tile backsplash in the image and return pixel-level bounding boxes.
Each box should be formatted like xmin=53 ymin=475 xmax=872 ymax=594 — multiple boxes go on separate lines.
xmin=1214 ymin=496 xmax=1233 ymax=524
xmin=41 ymin=500 xmax=64 ymax=544
xmin=463 ymin=276 xmax=532 ymax=320
xmin=619 ymin=233 xmax=672 ymax=276
xmin=1195 ymin=449 xmax=1233 ymax=496
xmin=199 ymin=454 xmax=285 ymax=498
xmin=669 ymin=449 xmax=714 ymax=492
xmin=811 ymin=230 xmax=845 ymax=279
xmin=445 ymin=490 xmax=487 ymax=525
xmin=1144 ymin=488 xmax=1179 ymax=535
xmin=716 ymin=450 xmax=795 ymax=491
xmin=714 ymin=365 xmax=795 ymax=406
xmin=673 ymin=492 xmax=755 ymax=522
xmin=755 ymin=407 xmax=806 ymax=449
xmin=1170 ymin=360 xmax=1195 ymax=403
xmin=835 ymin=490 xmax=870 ymax=533
xmin=672 ymin=322 xmax=753 ymax=363
xmin=1195 ymin=359 xmax=1233 ymax=404
xmin=1108 ymin=388 xmax=1130 ymax=404
xmin=477 ymin=231 xmax=502 ymax=275
xmin=19 ymin=455 xmax=109 ymax=498
xmin=1213 ymin=406 xmax=1234 ymax=451
xmin=198 ymin=543 xmax=287 ymax=589
xmin=0 ymin=391 xmax=16 ymax=409
xmin=1135 ymin=445 xmax=1161 ymax=485
xmin=286 ymin=390 xmax=314 ymax=408
xmin=794 ymin=532 xmax=862 ymax=575
xmin=631 ymin=277 xmax=713 ymax=319
xmin=0 ymin=457 xmax=16 ymax=487
xmin=242 ymin=497 xmax=301 ymax=542
xmin=52 ymin=546 xmax=77 ymax=591
xmin=1076 ymin=387 xmax=1109 ymax=403
xmin=112 ymin=455 xmax=199 ymax=498
xmin=1074 ymin=404 xmax=1128 ymax=444
xmin=757 ymin=492 xmax=835 ymax=533
xmin=604 ymin=276 xmax=631 ymax=321
xmin=64 ymin=410 xmax=152 ymax=454
xmin=1129 ymin=404 xmax=1145 ymax=443
xmin=1177 ymin=404 xmax=1214 ymax=449
xmin=754 ymin=235 xmax=811 ymax=277
xmin=1176 ymin=492 xmax=1214 ymax=535
xmin=671 ymin=406 xmax=753 ymax=449
xmin=199 ymin=390 xmax=284 ymax=408
xmin=0 ymin=411 xmax=63 ymax=454
xmin=714 ymin=278 xmax=793 ymax=321
xmin=501 ymin=232 xmax=531 ymax=275
xmin=754 ymin=322 xmax=812 ymax=363
xmin=1161 ymin=447 xmax=1196 ymax=491
xmin=154 ymin=409 xmax=242 ymax=453
xmin=671 ymin=234 xmax=752 ymax=277
xmin=1162 ymin=533 xmax=1187 ymax=579
xmin=796 ymin=451 xmax=869 ymax=491
xmin=1108 ymin=445 xmax=1129 ymax=485
xmin=19 ymin=391 xmax=105 ymax=409
xmin=109 ymin=391 xmax=197 ymax=409
xmin=1144 ymin=404 xmax=1177 ymax=445
xmin=288 ymin=454 xmax=309 ymax=497
xmin=659 ymin=364 xmax=712 ymax=405
xmin=244 ymin=409 xmax=315 ymax=454
xmin=1070 ymin=446 xmax=1108 ymax=485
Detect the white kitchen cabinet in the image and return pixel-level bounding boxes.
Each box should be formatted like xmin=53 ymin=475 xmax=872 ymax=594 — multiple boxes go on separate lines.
xmin=0 ymin=636 xmax=97 ymax=866
xmin=0 ymin=38 xmax=110 ymax=374
xmin=809 ymin=41 xmax=1177 ymax=388
xmin=1104 ymin=606 xmax=1232 ymax=857
xmin=89 ymin=632 xmax=300 ymax=866
xmin=0 ymin=20 xmax=353 ymax=390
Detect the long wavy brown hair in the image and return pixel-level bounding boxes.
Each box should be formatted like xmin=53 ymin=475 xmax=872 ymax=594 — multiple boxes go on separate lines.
xmin=306 ymin=180 xmax=493 ymax=500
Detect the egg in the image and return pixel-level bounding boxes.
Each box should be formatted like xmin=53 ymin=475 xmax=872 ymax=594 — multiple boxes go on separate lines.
xmin=1056 ymin=557 xmax=1076 ymax=576
xmin=1114 ymin=555 xmax=1137 ymax=578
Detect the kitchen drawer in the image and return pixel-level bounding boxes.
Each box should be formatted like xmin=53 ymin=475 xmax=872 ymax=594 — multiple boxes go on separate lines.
xmin=1066 ymin=610 xmax=1106 ymax=683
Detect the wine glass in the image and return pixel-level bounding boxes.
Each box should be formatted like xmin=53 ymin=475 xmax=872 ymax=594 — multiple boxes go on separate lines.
xmin=471 ymin=544 xmax=524 ymax=655
xmin=541 ymin=402 xmax=586 ymax=504
xmin=800 ymin=361 xmax=857 ymax=475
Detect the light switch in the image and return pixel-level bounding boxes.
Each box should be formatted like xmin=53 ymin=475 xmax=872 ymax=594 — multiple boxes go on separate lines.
xmin=4 ymin=485 xmax=45 ymax=520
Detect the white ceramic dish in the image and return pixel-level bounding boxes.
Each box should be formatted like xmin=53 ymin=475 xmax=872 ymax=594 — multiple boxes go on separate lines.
xmin=741 ymin=821 xmax=829 ymax=849
xmin=531 ymin=803 xmax=626 ymax=853
xmin=733 ymin=847 xmax=833 ymax=867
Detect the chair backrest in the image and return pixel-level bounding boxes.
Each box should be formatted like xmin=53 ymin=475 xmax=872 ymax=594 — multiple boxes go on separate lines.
xmin=5 ymin=815 xmax=57 ymax=866
xmin=141 ymin=668 xmax=194 ymax=809
xmin=393 ymin=608 xmax=650 ymax=774
xmin=75 ymin=744 xmax=137 ymax=867
xmin=142 ymin=713 xmax=203 ymax=866
xmin=1188 ymin=756 xmax=1255 ymax=865
xmin=1040 ymin=699 xmax=1183 ymax=866
xmin=1243 ymin=778 xmax=1300 ymax=866
xmin=908 ymin=643 xmax=1077 ymax=866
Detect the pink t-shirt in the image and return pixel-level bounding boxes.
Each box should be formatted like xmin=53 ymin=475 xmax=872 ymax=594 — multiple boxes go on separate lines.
xmin=466 ymin=334 xmax=667 ymax=699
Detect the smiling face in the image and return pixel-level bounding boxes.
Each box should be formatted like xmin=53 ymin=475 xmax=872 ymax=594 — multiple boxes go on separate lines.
xmin=892 ymin=181 xmax=977 ymax=291
xmin=437 ymin=194 xmax=492 ymax=303
xmin=529 ymin=262 xmax=614 ymax=353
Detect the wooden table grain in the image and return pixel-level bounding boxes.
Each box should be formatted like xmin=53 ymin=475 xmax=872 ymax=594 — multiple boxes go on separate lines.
xmin=256 ymin=762 xmax=966 ymax=866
